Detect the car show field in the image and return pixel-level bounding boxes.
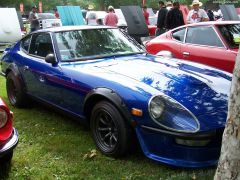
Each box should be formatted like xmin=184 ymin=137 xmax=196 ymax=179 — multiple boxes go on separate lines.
xmin=1 ymin=0 xmax=239 ymax=177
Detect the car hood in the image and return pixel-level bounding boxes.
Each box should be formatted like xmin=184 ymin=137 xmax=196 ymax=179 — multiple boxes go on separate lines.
xmin=62 ymin=54 xmax=231 ymax=130
xmin=91 ymin=55 xmax=230 ymax=126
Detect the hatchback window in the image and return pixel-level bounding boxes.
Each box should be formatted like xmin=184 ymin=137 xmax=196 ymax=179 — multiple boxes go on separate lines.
xmin=217 ymin=24 xmax=240 ymax=48
xmin=29 ymin=33 xmax=54 ymax=58
xmin=186 ymin=26 xmax=224 ymax=47
xmin=172 ymin=28 xmax=186 ymax=42
xmin=21 ymin=35 xmax=31 ymax=52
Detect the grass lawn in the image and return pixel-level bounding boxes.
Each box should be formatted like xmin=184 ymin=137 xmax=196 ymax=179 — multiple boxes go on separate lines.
xmin=0 ymin=68 xmax=216 ymax=179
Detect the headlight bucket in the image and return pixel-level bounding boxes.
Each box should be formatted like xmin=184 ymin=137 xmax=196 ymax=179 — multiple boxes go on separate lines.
xmin=148 ymin=95 xmax=200 ymax=133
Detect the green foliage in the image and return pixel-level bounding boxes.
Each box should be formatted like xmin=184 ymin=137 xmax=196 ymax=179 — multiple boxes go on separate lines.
xmin=0 ymin=65 xmax=215 ymax=179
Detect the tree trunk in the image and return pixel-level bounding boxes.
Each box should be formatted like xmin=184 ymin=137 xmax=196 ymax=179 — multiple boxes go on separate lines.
xmin=214 ymin=49 xmax=240 ymax=180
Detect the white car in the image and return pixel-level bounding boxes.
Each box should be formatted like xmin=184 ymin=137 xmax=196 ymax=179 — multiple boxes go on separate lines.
xmin=85 ymin=11 xmax=107 ymax=25
xmin=38 ymin=13 xmax=62 ymax=29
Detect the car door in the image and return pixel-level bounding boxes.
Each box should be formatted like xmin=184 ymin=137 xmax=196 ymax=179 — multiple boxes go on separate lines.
xmin=19 ymin=32 xmax=65 ymax=105
xmin=170 ymin=28 xmax=186 ymax=58
xmin=180 ymin=26 xmax=235 ymax=71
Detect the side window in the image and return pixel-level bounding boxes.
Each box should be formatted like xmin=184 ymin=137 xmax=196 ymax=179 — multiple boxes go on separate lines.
xmin=172 ymin=28 xmax=186 ymax=42
xmin=29 ymin=33 xmax=54 ymax=58
xmin=21 ymin=35 xmax=32 ymax=52
xmin=186 ymin=27 xmax=224 ymax=47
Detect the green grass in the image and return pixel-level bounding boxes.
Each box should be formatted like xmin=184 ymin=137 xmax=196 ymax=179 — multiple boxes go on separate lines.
xmin=0 ymin=70 xmax=216 ymax=179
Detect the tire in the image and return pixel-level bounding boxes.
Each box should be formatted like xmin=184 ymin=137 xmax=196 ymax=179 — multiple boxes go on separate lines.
xmin=90 ymin=101 xmax=132 ymax=157
xmin=6 ymin=72 xmax=28 ymax=107
xmin=0 ymin=151 xmax=13 ymax=164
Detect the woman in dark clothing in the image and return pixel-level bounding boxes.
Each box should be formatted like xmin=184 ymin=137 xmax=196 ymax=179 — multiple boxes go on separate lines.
xmin=165 ymin=2 xmax=184 ymax=30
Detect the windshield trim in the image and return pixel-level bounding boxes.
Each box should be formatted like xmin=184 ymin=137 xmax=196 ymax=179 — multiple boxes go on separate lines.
xmin=60 ymin=52 xmax=145 ymax=62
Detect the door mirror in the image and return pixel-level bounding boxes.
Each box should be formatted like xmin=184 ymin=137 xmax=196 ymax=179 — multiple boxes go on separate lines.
xmin=45 ymin=53 xmax=57 ymax=64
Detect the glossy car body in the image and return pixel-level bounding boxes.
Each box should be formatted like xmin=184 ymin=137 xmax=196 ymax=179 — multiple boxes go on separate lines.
xmin=146 ymin=21 xmax=240 ymax=73
xmin=0 ymin=26 xmax=231 ymax=167
xmin=0 ymin=97 xmax=18 ymax=164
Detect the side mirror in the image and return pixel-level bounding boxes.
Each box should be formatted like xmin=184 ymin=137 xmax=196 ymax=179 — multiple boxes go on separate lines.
xmin=45 ymin=54 xmax=57 ymax=64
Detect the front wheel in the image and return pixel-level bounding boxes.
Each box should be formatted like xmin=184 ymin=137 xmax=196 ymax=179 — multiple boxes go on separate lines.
xmin=90 ymin=101 xmax=132 ymax=157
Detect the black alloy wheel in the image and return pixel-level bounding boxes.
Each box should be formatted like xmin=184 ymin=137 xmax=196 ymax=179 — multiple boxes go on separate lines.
xmin=90 ymin=101 xmax=131 ymax=157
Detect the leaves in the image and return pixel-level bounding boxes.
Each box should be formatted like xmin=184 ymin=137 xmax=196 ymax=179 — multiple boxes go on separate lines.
xmin=83 ymin=149 xmax=98 ymax=160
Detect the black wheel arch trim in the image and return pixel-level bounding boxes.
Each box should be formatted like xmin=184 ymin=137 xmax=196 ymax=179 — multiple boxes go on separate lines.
xmin=84 ymin=87 xmax=136 ymax=127
xmin=5 ymin=63 xmax=27 ymax=91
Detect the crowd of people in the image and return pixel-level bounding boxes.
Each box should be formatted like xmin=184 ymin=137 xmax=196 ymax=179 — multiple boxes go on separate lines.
xmin=154 ymin=0 xmax=211 ymax=36
xmin=28 ymin=0 xmax=222 ymax=35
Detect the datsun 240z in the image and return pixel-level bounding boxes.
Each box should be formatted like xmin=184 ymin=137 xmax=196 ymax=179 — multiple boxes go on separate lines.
xmin=0 ymin=26 xmax=231 ymax=167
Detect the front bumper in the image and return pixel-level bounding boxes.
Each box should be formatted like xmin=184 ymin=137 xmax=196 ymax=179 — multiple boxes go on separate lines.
xmin=0 ymin=128 xmax=19 ymax=158
xmin=136 ymin=125 xmax=223 ymax=168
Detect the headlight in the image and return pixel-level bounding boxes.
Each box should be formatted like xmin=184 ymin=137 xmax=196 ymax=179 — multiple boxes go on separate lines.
xmin=0 ymin=108 xmax=8 ymax=128
xmin=148 ymin=95 xmax=200 ymax=133
xmin=149 ymin=96 xmax=165 ymax=119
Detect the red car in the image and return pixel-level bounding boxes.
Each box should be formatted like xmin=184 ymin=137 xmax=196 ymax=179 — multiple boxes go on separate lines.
xmin=0 ymin=97 xmax=18 ymax=165
xmin=146 ymin=21 xmax=240 ymax=73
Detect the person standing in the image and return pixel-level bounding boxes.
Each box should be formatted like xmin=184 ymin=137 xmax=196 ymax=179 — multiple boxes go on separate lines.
xmin=156 ymin=1 xmax=168 ymax=36
xmin=142 ymin=6 xmax=150 ymax=25
xmin=165 ymin=1 xmax=184 ymax=30
xmin=166 ymin=1 xmax=173 ymax=11
xmin=104 ymin=6 xmax=118 ymax=27
xmin=53 ymin=8 xmax=60 ymax=19
xmin=207 ymin=9 xmax=215 ymax=21
xmin=29 ymin=6 xmax=40 ymax=32
xmin=186 ymin=0 xmax=209 ymax=24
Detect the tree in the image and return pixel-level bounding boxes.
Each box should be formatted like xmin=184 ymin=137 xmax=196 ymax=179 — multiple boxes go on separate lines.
xmin=214 ymin=49 xmax=240 ymax=179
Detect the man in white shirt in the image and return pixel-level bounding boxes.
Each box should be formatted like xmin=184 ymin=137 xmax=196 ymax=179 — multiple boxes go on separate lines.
xmin=186 ymin=0 xmax=209 ymax=24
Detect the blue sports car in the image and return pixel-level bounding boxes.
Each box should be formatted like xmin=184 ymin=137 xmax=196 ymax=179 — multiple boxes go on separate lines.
xmin=0 ymin=26 xmax=231 ymax=167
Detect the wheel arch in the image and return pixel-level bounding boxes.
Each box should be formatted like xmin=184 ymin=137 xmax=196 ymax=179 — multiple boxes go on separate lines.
xmin=83 ymin=87 xmax=136 ymax=127
xmin=5 ymin=63 xmax=26 ymax=91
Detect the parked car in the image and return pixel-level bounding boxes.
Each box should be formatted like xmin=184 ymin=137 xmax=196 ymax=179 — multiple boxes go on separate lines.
xmin=0 ymin=8 xmax=22 ymax=47
xmin=146 ymin=21 xmax=240 ymax=73
xmin=85 ymin=11 xmax=107 ymax=25
xmin=0 ymin=97 xmax=18 ymax=165
xmin=38 ymin=13 xmax=62 ymax=29
xmin=0 ymin=26 xmax=231 ymax=168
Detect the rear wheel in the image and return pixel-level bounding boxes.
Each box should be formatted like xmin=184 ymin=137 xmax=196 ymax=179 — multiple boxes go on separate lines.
xmin=90 ymin=101 xmax=132 ymax=157
xmin=6 ymin=72 xmax=28 ymax=107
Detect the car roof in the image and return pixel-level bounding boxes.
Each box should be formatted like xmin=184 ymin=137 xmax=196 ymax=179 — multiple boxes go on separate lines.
xmin=171 ymin=20 xmax=240 ymax=31
xmin=187 ymin=20 xmax=240 ymax=26
xmin=33 ymin=25 xmax=117 ymax=33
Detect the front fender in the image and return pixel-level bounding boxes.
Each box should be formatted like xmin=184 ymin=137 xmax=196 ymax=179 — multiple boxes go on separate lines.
xmin=83 ymin=87 xmax=136 ymax=127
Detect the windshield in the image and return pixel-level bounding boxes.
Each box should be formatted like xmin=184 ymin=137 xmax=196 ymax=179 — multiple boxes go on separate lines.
xmin=55 ymin=28 xmax=144 ymax=61
xmin=217 ymin=24 xmax=240 ymax=48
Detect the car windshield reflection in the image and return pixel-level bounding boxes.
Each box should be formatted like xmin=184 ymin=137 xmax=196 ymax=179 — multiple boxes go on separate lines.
xmin=55 ymin=28 xmax=145 ymax=62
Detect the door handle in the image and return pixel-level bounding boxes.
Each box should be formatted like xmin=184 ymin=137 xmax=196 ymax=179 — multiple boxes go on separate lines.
xmin=182 ymin=52 xmax=190 ymax=56
xmin=23 ymin=66 xmax=29 ymax=71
